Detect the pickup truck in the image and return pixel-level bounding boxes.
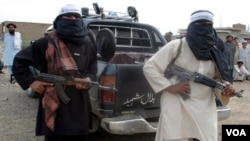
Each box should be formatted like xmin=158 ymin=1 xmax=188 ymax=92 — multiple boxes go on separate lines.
xmin=80 ymin=4 xmax=231 ymax=141
xmin=87 ymin=20 xmax=165 ymax=135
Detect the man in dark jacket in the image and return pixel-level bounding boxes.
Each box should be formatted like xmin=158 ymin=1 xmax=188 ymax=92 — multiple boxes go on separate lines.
xmin=12 ymin=4 xmax=97 ymax=141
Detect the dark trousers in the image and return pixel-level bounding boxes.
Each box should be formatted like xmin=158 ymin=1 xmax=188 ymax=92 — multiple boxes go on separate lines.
xmin=45 ymin=135 xmax=88 ymax=141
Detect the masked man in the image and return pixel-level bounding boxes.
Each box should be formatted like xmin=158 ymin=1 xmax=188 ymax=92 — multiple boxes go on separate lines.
xmin=143 ymin=10 xmax=235 ymax=141
xmin=12 ymin=4 xmax=97 ymax=141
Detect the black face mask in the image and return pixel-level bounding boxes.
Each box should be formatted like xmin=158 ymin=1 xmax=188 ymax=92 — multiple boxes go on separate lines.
xmin=186 ymin=22 xmax=233 ymax=83
xmin=186 ymin=22 xmax=217 ymax=60
xmin=55 ymin=18 xmax=86 ymax=45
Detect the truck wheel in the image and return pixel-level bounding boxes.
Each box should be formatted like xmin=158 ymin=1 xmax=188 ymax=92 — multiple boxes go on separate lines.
xmin=89 ymin=129 xmax=155 ymax=141
xmin=117 ymin=133 xmax=155 ymax=141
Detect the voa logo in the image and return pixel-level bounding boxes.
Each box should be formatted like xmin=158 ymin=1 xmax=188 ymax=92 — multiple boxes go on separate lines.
xmin=226 ymin=129 xmax=246 ymax=136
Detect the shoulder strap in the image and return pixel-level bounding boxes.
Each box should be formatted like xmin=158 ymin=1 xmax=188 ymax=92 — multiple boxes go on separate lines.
xmin=164 ymin=39 xmax=182 ymax=78
xmin=169 ymin=38 xmax=182 ymax=65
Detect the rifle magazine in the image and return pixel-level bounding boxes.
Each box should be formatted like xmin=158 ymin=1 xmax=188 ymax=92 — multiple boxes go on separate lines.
xmin=54 ymin=83 xmax=71 ymax=104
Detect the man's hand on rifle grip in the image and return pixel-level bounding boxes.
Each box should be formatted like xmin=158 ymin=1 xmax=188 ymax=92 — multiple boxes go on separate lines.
xmin=165 ymin=82 xmax=190 ymax=95
xmin=221 ymin=82 xmax=235 ymax=97
xmin=30 ymin=80 xmax=53 ymax=94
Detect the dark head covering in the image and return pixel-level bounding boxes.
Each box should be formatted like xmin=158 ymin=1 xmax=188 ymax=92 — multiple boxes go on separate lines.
xmin=217 ymin=37 xmax=224 ymax=52
xmin=186 ymin=10 xmax=233 ymax=83
xmin=6 ymin=23 xmax=17 ymax=28
xmin=53 ymin=4 xmax=87 ymax=45
xmin=53 ymin=4 xmax=82 ymax=29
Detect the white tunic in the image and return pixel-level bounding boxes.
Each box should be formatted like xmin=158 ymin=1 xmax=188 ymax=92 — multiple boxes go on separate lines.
xmin=239 ymin=46 xmax=250 ymax=71
xmin=143 ymin=38 xmax=218 ymax=141
xmin=3 ymin=32 xmax=22 ymax=66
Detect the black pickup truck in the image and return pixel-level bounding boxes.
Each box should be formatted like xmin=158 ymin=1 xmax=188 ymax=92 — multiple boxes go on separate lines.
xmin=80 ymin=4 xmax=231 ymax=140
xmin=87 ymin=20 xmax=165 ymax=135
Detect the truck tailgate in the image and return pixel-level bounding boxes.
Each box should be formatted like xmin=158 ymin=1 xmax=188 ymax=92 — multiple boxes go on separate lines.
xmin=116 ymin=64 xmax=161 ymax=110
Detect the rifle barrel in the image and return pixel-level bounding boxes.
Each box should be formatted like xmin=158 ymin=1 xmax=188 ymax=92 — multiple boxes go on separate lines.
xmin=35 ymin=73 xmax=117 ymax=91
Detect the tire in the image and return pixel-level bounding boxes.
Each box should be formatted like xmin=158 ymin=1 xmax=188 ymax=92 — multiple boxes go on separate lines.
xmin=88 ymin=128 xmax=155 ymax=141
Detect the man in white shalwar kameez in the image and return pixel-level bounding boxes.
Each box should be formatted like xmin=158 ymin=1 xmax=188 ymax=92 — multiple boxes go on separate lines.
xmin=143 ymin=10 xmax=235 ymax=141
xmin=239 ymin=40 xmax=250 ymax=71
xmin=233 ymin=60 xmax=250 ymax=81
xmin=3 ymin=23 xmax=22 ymax=83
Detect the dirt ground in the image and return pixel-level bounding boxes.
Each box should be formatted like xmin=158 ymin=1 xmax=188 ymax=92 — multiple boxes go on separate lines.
xmin=0 ymin=40 xmax=250 ymax=141
xmin=217 ymin=80 xmax=250 ymax=141
xmin=0 ymin=68 xmax=44 ymax=141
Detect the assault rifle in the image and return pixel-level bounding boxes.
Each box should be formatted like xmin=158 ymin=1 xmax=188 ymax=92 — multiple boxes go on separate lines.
xmin=164 ymin=64 xmax=243 ymax=100
xmin=34 ymin=73 xmax=117 ymax=104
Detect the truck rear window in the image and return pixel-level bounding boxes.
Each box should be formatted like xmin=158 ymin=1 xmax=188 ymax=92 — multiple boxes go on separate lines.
xmin=89 ymin=25 xmax=151 ymax=48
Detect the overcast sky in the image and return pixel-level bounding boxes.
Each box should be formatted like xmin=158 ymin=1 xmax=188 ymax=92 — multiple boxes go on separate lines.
xmin=0 ymin=0 xmax=250 ymax=34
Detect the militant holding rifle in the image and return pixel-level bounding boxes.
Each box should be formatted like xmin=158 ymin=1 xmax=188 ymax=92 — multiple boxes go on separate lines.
xmin=34 ymin=73 xmax=117 ymax=104
xmin=164 ymin=64 xmax=243 ymax=100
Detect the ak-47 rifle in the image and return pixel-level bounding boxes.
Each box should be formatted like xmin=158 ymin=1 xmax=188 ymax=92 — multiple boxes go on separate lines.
xmin=34 ymin=73 xmax=117 ymax=104
xmin=164 ymin=64 xmax=243 ymax=100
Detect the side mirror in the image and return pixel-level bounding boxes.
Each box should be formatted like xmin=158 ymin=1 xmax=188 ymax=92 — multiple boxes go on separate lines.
xmin=93 ymin=3 xmax=101 ymax=15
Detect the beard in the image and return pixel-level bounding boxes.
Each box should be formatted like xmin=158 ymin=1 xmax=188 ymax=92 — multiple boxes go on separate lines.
xmin=9 ymin=30 xmax=15 ymax=35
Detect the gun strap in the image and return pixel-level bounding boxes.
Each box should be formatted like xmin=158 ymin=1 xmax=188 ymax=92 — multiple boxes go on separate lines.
xmin=164 ymin=38 xmax=182 ymax=78
xmin=169 ymin=38 xmax=182 ymax=65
